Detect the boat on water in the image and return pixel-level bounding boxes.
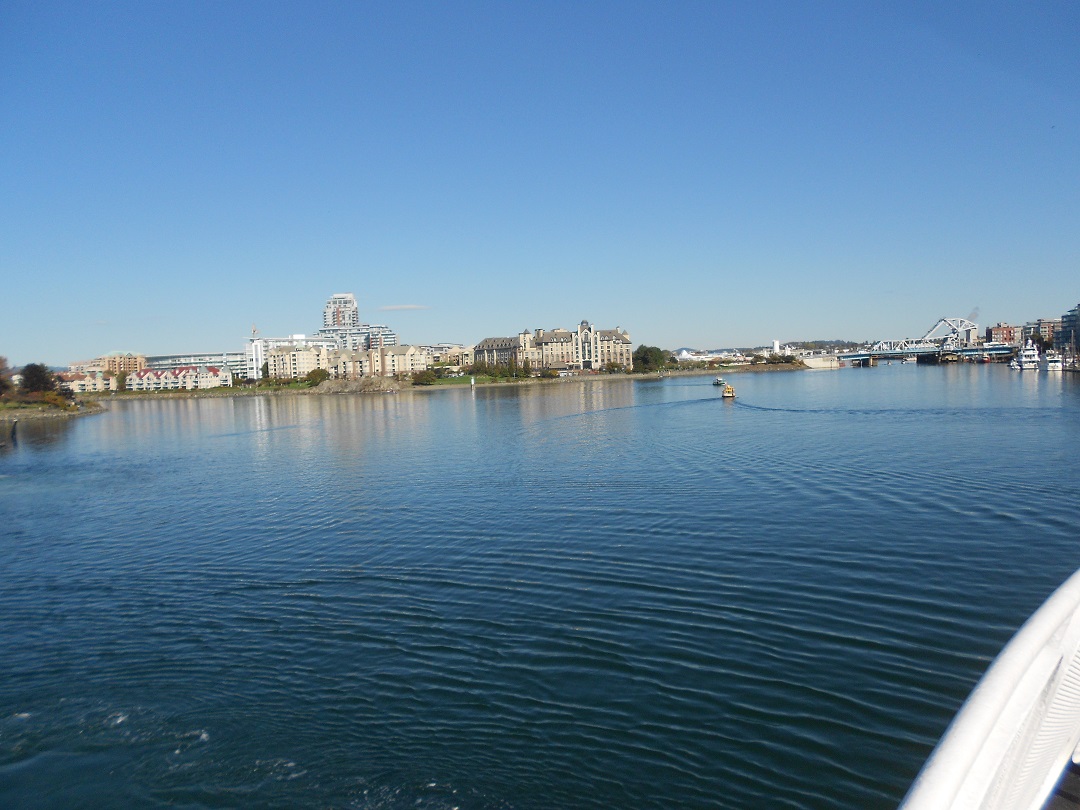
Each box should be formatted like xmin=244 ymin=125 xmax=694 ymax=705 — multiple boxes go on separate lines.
xmin=1016 ymin=341 xmax=1041 ymax=370
xmin=712 ymin=376 xmax=726 ymax=386
xmin=900 ymin=567 xmax=1080 ymax=810
xmin=720 ymin=383 xmax=735 ymax=399
xmin=1046 ymin=351 xmax=1064 ymax=372
xmin=1009 ymin=357 xmax=1021 ymax=370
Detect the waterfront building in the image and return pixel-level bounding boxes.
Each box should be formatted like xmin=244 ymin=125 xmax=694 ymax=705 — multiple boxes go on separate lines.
xmin=57 ymin=371 xmax=116 ymax=393
xmin=1055 ymin=304 xmax=1079 ymax=353
xmin=316 ymin=323 xmax=399 ymax=352
xmin=315 ymin=293 xmax=398 ymax=352
xmin=380 ymin=345 xmax=431 ymax=377
xmin=146 ymin=351 xmax=247 ymax=380
xmin=1023 ymin=318 xmax=1061 ymax=344
xmin=419 ymin=344 xmax=474 ymax=368
xmin=125 ymin=365 xmax=232 ymax=391
xmin=330 ymin=349 xmax=381 ymax=380
xmin=477 ymin=322 xmax=633 ymax=371
xmin=474 ymin=331 xmax=540 ymax=368
xmin=247 ymin=335 xmax=338 ymax=380
xmin=264 ymin=343 xmax=430 ymax=381
xmin=68 ymin=352 xmax=147 ymax=374
xmin=534 ymin=328 xmax=574 ymax=369
xmin=102 ymin=352 xmax=146 ymax=373
xmin=265 ymin=345 xmax=338 ymax=380
xmin=323 ymin=293 xmax=360 ymax=329
xmin=986 ymin=323 xmax=1021 ymax=346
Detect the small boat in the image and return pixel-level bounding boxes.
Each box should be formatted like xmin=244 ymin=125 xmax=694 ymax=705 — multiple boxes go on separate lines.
xmin=712 ymin=376 xmax=726 ymax=386
xmin=1045 ymin=351 xmax=1064 ymax=372
xmin=720 ymin=384 xmax=735 ymax=399
xmin=1009 ymin=358 xmax=1021 ymax=370
xmin=1017 ymin=340 xmax=1041 ymax=370
xmin=900 ymin=567 xmax=1080 ymax=810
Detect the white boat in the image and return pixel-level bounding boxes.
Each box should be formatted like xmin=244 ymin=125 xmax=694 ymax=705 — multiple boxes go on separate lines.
xmin=1017 ymin=341 xmax=1041 ymax=370
xmin=1009 ymin=358 xmax=1021 ymax=370
xmin=900 ymin=568 xmax=1080 ymax=810
xmin=1045 ymin=351 xmax=1064 ymax=372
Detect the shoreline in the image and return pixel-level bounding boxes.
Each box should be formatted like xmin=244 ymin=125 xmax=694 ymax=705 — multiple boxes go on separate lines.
xmin=0 ymin=401 xmax=106 ymax=423
xmin=0 ymin=364 xmax=808 ymax=420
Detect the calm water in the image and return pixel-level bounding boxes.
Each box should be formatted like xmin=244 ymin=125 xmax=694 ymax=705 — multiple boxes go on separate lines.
xmin=2 ymin=365 xmax=1079 ymax=809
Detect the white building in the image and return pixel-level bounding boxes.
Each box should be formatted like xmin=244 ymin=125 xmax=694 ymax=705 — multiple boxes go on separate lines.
xmin=380 ymin=345 xmax=430 ymax=377
xmin=146 ymin=352 xmax=247 ymax=380
xmin=126 ymin=365 xmax=233 ymax=391
xmin=323 ymin=293 xmax=360 ymax=329
xmin=316 ymin=293 xmax=398 ymax=351
xmin=266 ymin=345 xmax=337 ymax=379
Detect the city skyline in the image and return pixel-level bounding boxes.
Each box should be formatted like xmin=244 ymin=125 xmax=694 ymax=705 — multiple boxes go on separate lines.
xmin=3 ymin=2 xmax=1078 ymax=366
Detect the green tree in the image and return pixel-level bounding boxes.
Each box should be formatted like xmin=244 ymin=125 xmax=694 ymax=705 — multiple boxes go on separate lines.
xmin=19 ymin=363 xmax=56 ymax=393
xmin=305 ymin=368 xmax=330 ymax=385
xmin=115 ymin=370 xmax=129 ymax=390
xmin=412 ymin=369 xmax=437 ymax=385
xmin=0 ymin=356 xmax=11 ymax=395
xmin=632 ymin=345 xmax=668 ymax=372
xmin=260 ymin=361 xmax=270 ymax=380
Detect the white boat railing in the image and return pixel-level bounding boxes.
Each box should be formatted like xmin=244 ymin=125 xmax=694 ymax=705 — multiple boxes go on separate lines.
xmin=900 ymin=568 xmax=1080 ymax=810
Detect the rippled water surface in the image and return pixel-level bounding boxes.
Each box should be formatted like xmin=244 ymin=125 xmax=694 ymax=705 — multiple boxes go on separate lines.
xmin=2 ymin=365 xmax=1079 ymax=809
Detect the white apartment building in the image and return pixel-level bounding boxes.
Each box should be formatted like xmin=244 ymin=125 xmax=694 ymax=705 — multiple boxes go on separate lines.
xmin=266 ymin=345 xmax=337 ymax=379
xmin=380 ymin=345 xmax=430 ymax=376
xmin=126 ymin=365 xmax=233 ymax=391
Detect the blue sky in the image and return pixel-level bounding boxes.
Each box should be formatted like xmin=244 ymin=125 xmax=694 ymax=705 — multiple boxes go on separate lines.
xmin=2 ymin=1 xmax=1078 ymax=366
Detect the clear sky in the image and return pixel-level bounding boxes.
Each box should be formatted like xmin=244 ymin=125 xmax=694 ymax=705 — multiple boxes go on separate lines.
xmin=2 ymin=1 xmax=1078 ymax=366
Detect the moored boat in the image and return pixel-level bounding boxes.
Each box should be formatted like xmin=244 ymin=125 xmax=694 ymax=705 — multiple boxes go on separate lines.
xmin=1046 ymin=351 xmax=1064 ymax=372
xmin=1016 ymin=340 xmax=1041 ymax=370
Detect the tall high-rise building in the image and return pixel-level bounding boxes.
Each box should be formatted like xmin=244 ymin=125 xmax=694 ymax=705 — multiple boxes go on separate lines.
xmin=317 ymin=292 xmax=398 ymax=351
xmin=323 ymin=293 xmax=360 ymax=329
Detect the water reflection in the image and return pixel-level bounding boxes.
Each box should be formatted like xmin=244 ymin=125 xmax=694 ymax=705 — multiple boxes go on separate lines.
xmin=0 ymin=415 xmax=76 ymax=449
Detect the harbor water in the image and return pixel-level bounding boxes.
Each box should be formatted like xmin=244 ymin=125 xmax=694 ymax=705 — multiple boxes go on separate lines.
xmin=2 ymin=364 xmax=1079 ymax=809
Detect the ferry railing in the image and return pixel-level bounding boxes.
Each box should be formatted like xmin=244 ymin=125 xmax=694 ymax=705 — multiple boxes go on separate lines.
xmin=900 ymin=568 xmax=1080 ymax=810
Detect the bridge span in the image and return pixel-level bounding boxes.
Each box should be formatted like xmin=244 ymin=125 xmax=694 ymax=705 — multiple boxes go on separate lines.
xmin=839 ymin=318 xmax=1014 ymax=364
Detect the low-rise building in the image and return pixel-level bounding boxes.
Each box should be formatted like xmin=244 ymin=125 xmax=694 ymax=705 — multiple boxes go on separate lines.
xmin=57 ymin=371 xmax=116 ymax=393
xmin=247 ymin=335 xmax=338 ymax=379
xmin=126 ymin=365 xmax=233 ymax=391
xmin=474 ymin=332 xmax=539 ymax=368
xmin=1023 ymin=318 xmax=1061 ymax=344
xmin=380 ymin=345 xmax=430 ymax=376
xmin=146 ymin=351 xmax=248 ymax=380
xmin=265 ymin=345 xmax=338 ymax=380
